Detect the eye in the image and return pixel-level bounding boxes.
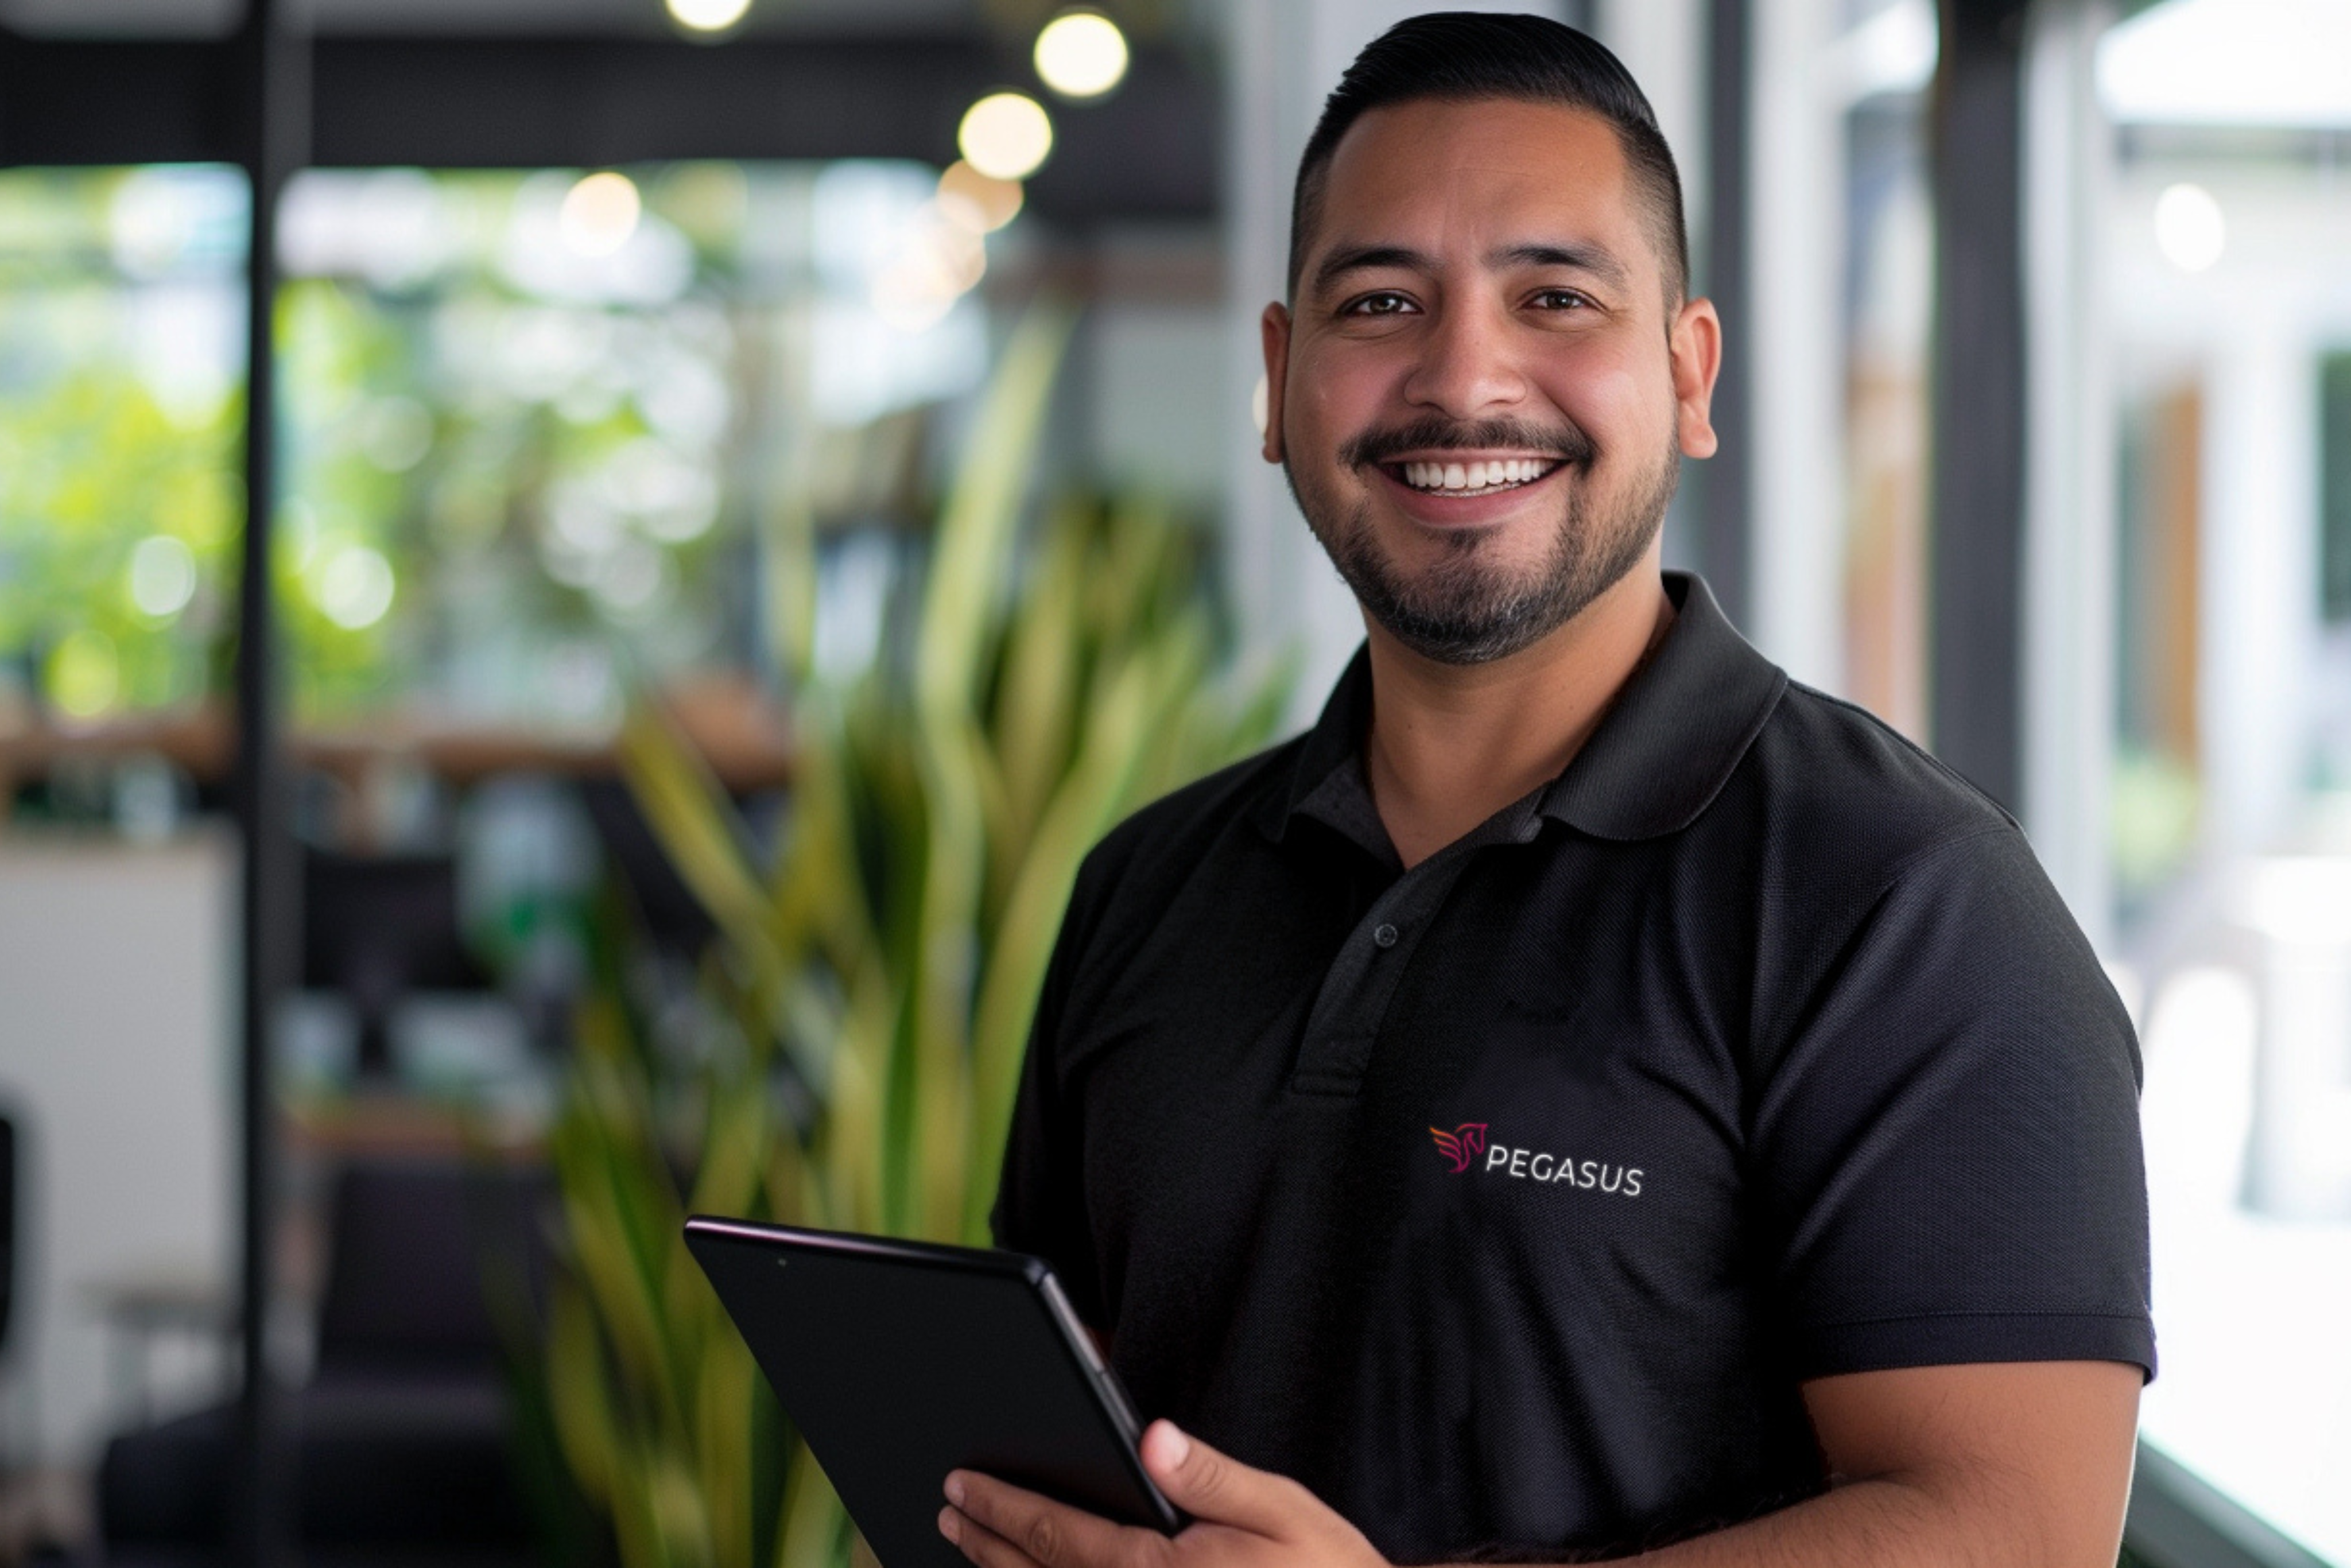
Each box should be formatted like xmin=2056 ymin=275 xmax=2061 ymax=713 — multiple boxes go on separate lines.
xmin=1340 ymin=290 xmax=1418 ymax=318
xmin=1527 ymin=288 xmax=1592 ymax=312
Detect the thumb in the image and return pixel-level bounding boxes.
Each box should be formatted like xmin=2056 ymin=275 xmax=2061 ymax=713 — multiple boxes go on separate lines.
xmin=1139 ymin=1421 xmax=1301 ymax=1538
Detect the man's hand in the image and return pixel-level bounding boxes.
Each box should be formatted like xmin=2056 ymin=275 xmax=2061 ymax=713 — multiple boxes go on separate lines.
xmin=941 ymin=1360 xmax=2140 ymax=1568
xmin=941 ymin=1421 xmax=1387 ymax=1568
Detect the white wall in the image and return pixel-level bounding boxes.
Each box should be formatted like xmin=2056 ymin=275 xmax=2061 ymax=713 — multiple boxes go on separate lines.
xmin=0 ymin=833 xmax=233 ymax=1466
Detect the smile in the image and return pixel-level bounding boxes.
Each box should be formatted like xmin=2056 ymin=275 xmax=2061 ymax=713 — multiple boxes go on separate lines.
xmin=1383 ymin=457 xmax=1564 ymax=498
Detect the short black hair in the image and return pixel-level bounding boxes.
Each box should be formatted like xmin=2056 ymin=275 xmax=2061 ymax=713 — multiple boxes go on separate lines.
xmin=1287 ymin=12 xmax=1689 ymax=308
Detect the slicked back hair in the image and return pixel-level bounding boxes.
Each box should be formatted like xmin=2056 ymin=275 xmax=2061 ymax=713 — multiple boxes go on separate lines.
xmin=1287 ymin=12 xmax=1689 ymax=309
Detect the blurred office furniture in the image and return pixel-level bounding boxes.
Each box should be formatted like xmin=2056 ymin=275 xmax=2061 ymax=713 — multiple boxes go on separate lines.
xmin=0 ymin=1107 xmax=15 ymax=1478
xmin=303 ymin=849 xmax=492 ymax=1084
xmin=96 ymin=1157 xmax=548 ymax=1565
xmin=83 ymin=1272 xmax=233 ymax=1434
xmin=1 ymin=1110 xmax=15 ymax=1368
xmin=2231 ymin=855 xmax=2351 ymax=1221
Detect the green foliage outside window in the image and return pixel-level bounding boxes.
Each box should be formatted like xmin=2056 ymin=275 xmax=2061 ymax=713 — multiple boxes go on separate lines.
xmin=3 ymin=162 xmax=965 ymax=730
xmin=0 ymin=169 xmax=242 ymax=719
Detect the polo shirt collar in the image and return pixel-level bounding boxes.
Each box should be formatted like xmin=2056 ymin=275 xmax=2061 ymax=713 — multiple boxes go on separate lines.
xmin=1258 ymin=572 xmax=1787 ymax=847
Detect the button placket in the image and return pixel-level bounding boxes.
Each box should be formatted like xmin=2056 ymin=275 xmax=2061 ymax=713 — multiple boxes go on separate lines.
xmin=1287 ymin=853 xmax=1465 ymax=1095
xmin=1287 ymin=786 xmax=1547 ymax=1097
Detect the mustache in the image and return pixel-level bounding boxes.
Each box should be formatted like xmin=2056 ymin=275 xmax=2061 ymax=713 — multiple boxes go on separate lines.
xmin=1339 ymin=414 xmax=1597 ymax=471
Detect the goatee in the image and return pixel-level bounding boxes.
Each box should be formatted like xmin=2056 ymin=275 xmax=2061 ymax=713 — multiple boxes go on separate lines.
xmin=1286 ymin=414 xmax=1679 ymax=666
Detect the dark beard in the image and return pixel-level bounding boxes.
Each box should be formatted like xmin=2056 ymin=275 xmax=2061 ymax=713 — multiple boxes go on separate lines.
xmin=1286 ymin=414 xmax=1680 ymax=666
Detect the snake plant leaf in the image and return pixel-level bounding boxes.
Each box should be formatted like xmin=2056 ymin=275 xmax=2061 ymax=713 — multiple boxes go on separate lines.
xmin=759 ymin=418 xmax=824 ymax=686
xmin=620 ymin=704 xmax=836 ymax=1097
xmin=544 ymin=287 xmax=1295 ymax=1568
xmin=547 ymin=1282 xmax=623 ymax=1508
xmin=915 ymin=302 xmax=1076 ymax=724
xmin=962 ymin=635 xmax=1200 ymax=1241
xmin=777 ymin=1438 xmax=847 ymax=1568
xmin=696 ymin=1317 xmax=761 ymax=1568
xmin=619 ymin=703 xmax=775 ymax=960
xmin=988 ymin=502 xmax=1089 ymax=893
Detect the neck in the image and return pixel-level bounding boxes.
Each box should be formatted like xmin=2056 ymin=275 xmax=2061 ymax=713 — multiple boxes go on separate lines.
xmin=1361 ymin=560 xmax=1674 ymax=869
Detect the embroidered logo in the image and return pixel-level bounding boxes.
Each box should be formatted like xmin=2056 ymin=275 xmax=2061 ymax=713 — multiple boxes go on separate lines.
xmin=1429 ymin=1123 xmax=1488 ymax=1173
xmin=1426 ymin=1119 xmax=1645 ymax=1197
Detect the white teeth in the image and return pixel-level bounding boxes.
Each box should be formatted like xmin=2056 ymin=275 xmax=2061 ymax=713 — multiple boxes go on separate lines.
xmin=1395 ymin=457 xmax=1553 ymax=494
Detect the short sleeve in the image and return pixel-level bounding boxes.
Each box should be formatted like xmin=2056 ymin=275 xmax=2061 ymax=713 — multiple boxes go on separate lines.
xmin=990 ymin=849 xmax=1109 ymax=1329
xmin=1751 ymin=827 xmax=2156 ymax=1381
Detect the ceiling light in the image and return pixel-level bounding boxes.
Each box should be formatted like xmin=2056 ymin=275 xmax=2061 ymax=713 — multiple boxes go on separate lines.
xmin=2100 ymin=0 xmax=2351 ymax=127
xmin=958 ymin=92 xmax=1054 ymax=183
xmin=1034 ymin=10 xmax=1130 ymax=100
xmin=935 ymin=161 xmax=1024 ymax=234
xmin=560 ymin=172 xmax=642 ymax=258
xmin=668 ymin=0 xmax=752 ymax=32
xmin=2153 ymin=183 xmax=2225 ymax=273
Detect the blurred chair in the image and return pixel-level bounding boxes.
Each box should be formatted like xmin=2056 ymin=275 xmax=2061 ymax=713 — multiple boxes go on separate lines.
xmin=1 ymin=1109 xmax=15 ymax=1365
xmin=302 ymin=850 xmax=493 ymax=1082
xmin=1 ymin=1107 xmax=15 ymax=1478
xmin=96 ymin=1158 xmax=550 ymax=1565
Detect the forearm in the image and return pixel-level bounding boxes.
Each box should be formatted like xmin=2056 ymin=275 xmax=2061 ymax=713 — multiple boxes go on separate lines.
xmin=1471 ymin=1464 xmax=2115 ymax=1568
xmin=1607 ymin=1474 xmax=2028 ymax=1568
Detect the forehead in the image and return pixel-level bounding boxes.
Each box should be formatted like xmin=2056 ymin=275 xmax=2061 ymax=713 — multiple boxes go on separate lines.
xmin=1309 ymin=98 xmax=1642 ymax=268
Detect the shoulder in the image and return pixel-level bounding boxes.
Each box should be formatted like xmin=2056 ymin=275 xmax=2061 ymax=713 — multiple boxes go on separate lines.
xmin=1062 ymin=733 xmax=1306 ymax=940
xmin=1731 ymin=679 xmax=2024 ymax=892
xmin=1717 ymin=686 xmax=2131 ymax=1082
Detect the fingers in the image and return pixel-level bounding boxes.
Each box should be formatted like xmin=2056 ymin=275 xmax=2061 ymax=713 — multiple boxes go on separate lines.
xmin=1138 ymin=1421 xmax=1313 ymax=1538
xmin=942 ymin=1471 xmax=1154 ymax=1568
xmin=940 ymin=1501 xmax=1043 ymax=1568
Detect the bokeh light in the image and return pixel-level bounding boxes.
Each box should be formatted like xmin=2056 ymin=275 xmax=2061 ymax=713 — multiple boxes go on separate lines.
xmin=1034 ymin=10 xmax=1130 ymax=100
xmin=316 ymin=545 xmax=397 ymax=630
xmin=128 ymin=535 xmax=199 ymax=619
xmin=559 ymin=172 xmax=643 ymax=258
xmin=2154 ymin=182 xmax=2226 ymax=273
xmin=667 ymin=0 xmax=752 ymax=32
xmin=936 ymin=161 xmax=1024 ymax=234
xmin=958 ymin=93 xmax=1054 ymax=182
xmin=872 ymin=215 xmax=988 ymax=334
xmin=48 ymin=629 xmax=122 ymax=718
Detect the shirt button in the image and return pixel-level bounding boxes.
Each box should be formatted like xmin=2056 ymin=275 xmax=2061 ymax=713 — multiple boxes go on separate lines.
xmin=1373 ymin=922 xmax=1399 ymax=949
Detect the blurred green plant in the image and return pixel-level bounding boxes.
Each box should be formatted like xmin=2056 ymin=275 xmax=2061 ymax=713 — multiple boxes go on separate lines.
xmin=532 ymin=302 xmax=1290 ymax=1568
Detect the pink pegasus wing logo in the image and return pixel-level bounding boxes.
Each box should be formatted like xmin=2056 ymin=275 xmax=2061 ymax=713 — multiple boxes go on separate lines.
xmin=1429 ymin=1122 xmax=1488 ymax=1174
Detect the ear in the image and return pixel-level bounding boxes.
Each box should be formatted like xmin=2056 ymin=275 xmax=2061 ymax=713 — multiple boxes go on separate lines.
xmin=1259 ymin=301 xmax=1292 ymax=465
xmin=1669 ymin=296 xmax=1722 ymax=460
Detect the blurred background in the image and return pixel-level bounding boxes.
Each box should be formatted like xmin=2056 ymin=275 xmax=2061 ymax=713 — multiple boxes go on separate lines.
xmin=0 ymin=0 xmax=2345 ymax=1565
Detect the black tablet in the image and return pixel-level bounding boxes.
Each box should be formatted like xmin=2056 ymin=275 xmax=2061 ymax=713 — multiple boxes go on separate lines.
xmin=684 ymin=1216 xmax=1182 ymax=1568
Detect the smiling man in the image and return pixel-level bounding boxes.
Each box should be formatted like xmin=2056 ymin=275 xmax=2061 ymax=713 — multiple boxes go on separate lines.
xmin=953 ymin=13 xmax=2152 ymax=1568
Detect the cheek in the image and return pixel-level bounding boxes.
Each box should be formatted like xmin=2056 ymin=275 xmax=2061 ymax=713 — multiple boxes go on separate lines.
xmin=1536 ymin=340 xmax=1669 ymax=443
xmin=1291 ymin=339 xmax=1407 ymax=447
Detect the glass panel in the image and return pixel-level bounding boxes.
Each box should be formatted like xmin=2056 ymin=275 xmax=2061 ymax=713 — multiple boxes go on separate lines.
xmin=274 ymin=161 xmax=991 ymax=731
xmin=0 ymin=165 xmax=246 ymax=732
xmin=2091 ymin=1 xmax=2351 ymax=1558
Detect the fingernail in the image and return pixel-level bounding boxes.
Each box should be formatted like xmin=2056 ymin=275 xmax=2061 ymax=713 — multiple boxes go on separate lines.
xmin=939 ymin=1508 xmax=961 ymax=1543
xmin=945 ymin=1474 xmax=967 ymax=1507
xmin=1160 ymin=1422 xmax=1190 ymax=1467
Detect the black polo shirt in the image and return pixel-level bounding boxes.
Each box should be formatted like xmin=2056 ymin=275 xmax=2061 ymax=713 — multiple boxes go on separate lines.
xmin=993 ymin=573 xmax=2154 ymax=1565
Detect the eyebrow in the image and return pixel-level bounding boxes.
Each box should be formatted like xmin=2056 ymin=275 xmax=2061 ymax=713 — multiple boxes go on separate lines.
xmin=1487 ymin=242 xmax=1631 ymax=289
xmin=1309 ymin=239 xmax=1632 ymax=298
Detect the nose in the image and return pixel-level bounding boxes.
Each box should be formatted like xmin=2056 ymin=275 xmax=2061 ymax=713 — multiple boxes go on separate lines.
xmin=1400 ymin=297 xmax=1527 ymax=418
